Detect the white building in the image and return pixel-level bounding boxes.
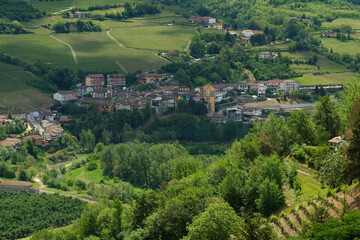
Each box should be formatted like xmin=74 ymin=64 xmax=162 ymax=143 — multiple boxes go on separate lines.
xmin=241 ymin=30 xmax=254 ymax=37
xmin=279 ymin=80 xmax=299 ymax=92
xmin=53 ymin=91 xmax=77 ymax=104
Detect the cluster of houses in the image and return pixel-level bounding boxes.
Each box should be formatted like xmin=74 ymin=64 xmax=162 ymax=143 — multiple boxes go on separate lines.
xmin=53 ymin=73 xmax=300 ymax=117
xmin=0 ymin=107 xmax=66 ymax=148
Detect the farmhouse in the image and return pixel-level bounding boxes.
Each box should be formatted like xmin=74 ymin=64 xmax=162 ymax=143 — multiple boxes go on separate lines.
xmin=74 ymin=11 xmax=86 ymax=18
xmin=0 ymin=181 xmax=39 ymax=194
xmin=241 ymin=30 xmax=254 ymax=37
xmin=323 ymin=30 xmax=337 ymax=38
xmin=259 ymin=51 xmax=273 ymax=59
xmin=191 ymin=16 xmax=216 ymax=24
xmin=86 ymin=74 xmax=105 ymax=87
xmin=53 ymin=91 xmax=77 ymax=104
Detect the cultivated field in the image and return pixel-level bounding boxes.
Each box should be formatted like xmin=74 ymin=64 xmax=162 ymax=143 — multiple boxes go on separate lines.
xmin=293 ymin=72 xmax=359 ymax=86
xmin=323 ymin=18 xmax=360 ymax=29
xmin=110 ymin=24 xmax=196 ymax=51
xmin=0 ymin=63 xmax=54 ymax=111
xmin=282 ymin=51 xmax=349 ymax=73
xmin=74 ymin=0 xmax=129 ymax=9
xmin=320 ymin=37 xmax=360 ymax=56
xmin=54 ymin=32 xmax=169 ymax=72
xmin=0 ymin=34 xmax=74 ymax=68
xmin=27 ymin=0 xmax=73 ymax=13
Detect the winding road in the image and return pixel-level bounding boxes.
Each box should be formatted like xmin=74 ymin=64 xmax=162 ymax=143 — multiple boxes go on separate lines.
xmin=33 ymin=176 xmax=98 ymax=203
xmin=50 ymin=35 xmax=78 ymax=64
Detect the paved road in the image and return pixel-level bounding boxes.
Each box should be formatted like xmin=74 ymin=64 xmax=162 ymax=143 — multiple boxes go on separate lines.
xmin=27 ymin=113 xmax=44 ymax=135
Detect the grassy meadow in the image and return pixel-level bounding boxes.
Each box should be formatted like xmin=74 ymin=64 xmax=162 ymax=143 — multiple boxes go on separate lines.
xmin=320 ymin=37 xmax=360 ymax=56
xmin=0 ymin=63 xmax=54 ymax=111
xmin=323 ymin=18 xmax=360 ymax=29
xmin=294 ymin=72 xmax=359 ymax=86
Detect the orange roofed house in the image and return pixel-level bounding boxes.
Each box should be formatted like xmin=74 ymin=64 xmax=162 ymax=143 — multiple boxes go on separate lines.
xmin=0 ymin=181 xmax=39 ymax=194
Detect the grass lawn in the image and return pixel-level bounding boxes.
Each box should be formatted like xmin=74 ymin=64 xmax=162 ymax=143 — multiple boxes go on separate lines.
xmin=0 ymin=63 xmax=54 ymax=111
xmin=27 ymin=0 xmax=73 ymax=13
xmin=323 ymin=18 xmax=360 ymax=29
xmin=320 ymin=37 xmax=360 ymax=56
xmin=55 ymin=32 xmax=168 ymax=72
xmin=282 ymin=50 xmax=349 ymax=74
xmin=110 ymin=24 xmax=196 ymax=51
xmin=294 ymin=72 xmax=359 ymax=86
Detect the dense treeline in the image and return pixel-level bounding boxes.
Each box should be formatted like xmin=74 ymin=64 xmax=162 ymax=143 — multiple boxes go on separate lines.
xmin=0 ymin=21 xmax=30 ymax=34
xmin=60 ymin=103 xmax=152 ymax=144
xmin=0 ymin=0 xmax=45 ymax=21
xmin=53 ymin=20 xmax=101 ymax=33
xmin=0 ymin=192 xmax=86 ymax=239
xmin=143 ymin=114 xmax=251 ymax=143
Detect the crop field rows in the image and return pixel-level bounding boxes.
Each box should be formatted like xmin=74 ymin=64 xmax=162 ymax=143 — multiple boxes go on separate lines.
xmin=282 ymin=51 xmax=359 ymax=85
xmin=0 ymin=62 xmax=54 ymax=111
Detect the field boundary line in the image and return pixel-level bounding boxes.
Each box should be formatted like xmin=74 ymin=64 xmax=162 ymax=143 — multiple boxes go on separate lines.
xmin=50 ymin=35 xmax=78 ymax=64
xmin=115 ymin=61 xmax=128 ymax=74
xmin=106 ymin=28 xmax=125 ymax=47
xmin=184 ymin=39 xmax=191 ymax=51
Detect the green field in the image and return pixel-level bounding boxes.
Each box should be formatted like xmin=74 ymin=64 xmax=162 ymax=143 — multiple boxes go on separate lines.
xmin=74 ymin=0 xmax=128 ymax=9
xmin=55 ymin=32 xmax=168 ymax=72
xmin=0 ymin=63 xmax=54 ymax=111
xmin=294 ymin=72 xmax=359 ymax=86
xmin=27 ymin=0 xmax=73 ymax=14
xmin=282 ymin=50 xmax=349 ymax=74
xmin=110 ymin=24 xmax=196 ymax=51
xmin=323 ymin=18 xmax=360 ymax=29
xmin=0 ymin=33 xmax=74 ymax=67
xmin=320 ymin=37 xmax=360 ymax=56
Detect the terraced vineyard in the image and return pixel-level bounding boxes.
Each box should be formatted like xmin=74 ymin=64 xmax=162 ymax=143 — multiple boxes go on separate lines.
xmin=269 ymin=190 xmax=360 ymax=238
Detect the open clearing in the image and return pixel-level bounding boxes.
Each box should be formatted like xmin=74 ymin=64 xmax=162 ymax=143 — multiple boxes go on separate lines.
xmin=320 ymin=37 xmax=360 ymax=56
xmin=323 ymin=18 xmax=360 ymax=29
xmin=0 ymin=63 xmax=54 ymax=111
